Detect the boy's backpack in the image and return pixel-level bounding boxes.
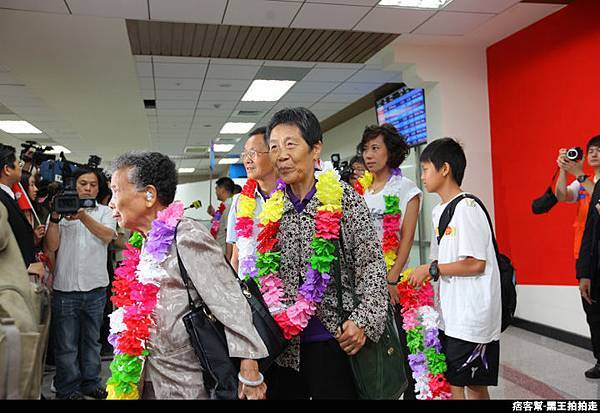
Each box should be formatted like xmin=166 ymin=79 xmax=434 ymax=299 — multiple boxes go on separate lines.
xmin=436 ymin=193 xmax=517 ymax=333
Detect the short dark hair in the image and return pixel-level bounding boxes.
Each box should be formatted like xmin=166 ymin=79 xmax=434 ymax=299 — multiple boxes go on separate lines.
xmin=112 ymin=152 xmax=178 ymax=206
xmin=74 ymin=167 xmax=101 ymax=185
xmin=20 ymin=170 xmax=32 ymax=194
xmin=349 ymin=155 xmax=365 ymax=167
xmin=233 ymin=184 xmax=242 ymax=194
xmin=420 ymin=137 xmax=467 ymax=186
xmin=587 ymin=135 xmax=600 ymax=152
xmin=0 ymin=144 xmax=17 ymax=173
xmin=216 ymin=177 xmax=235 ymax=194
xmin=248 ymin=126 xmax=268 ymax=147
xmin=266 ymin=107 xmax=322 ymax=148
xmin=359 ymin=124 xmax=410 ymax=169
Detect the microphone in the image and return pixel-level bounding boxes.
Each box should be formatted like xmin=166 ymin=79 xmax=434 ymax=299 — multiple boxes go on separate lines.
xmin=185 ymin=200 xmax=202 ymax=210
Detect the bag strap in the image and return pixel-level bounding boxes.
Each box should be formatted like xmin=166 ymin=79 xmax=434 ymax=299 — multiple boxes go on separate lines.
xmin=174 ymin=222 xmax=204 ymax=312
xmin=436 ymin=194 xmax=500 ymax=258
xmin=332 ymin=228 xmax=359 ymax=331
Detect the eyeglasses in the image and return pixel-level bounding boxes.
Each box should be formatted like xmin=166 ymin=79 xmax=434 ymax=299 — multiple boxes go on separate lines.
xmin=240 ymin=149 xmax=269 ymax=161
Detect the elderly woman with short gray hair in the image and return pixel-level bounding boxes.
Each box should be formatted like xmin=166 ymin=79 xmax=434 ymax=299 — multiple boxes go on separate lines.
xmin=108 ymin=151 xmax=268 ymax=399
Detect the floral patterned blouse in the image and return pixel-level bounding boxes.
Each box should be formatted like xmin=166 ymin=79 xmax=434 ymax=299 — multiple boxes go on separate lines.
xmin=276 ymin=182 xmax=389 ymax=371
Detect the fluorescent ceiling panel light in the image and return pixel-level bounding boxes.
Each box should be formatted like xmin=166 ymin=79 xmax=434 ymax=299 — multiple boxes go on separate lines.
xmin=242 ymin=80 xmax=296 ymax=102
xmin=0 ymin=120 xmax=42 ymax=134
xmin=218 ymin=158 xmax=240 ymax=165
xmin=213 ymin=144 xmax=235 ymax=153
xmin=378 ymin=0 xmax=453 ymax=9
xmin=220 ymin=122 xmax=255 ymax=134
xmin=46 ymin=145 xmax=71 ymax=154
xmin=178 ymin=168 xmax=195 ymax=173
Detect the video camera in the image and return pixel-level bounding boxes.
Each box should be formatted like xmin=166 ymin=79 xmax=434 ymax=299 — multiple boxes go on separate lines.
xmin=35 ymin=153 xmax=103 ymax=215
xmin=330 ymin=153 xmax=353 ymax=184
xmin=20 ymin=141 xmax=56 ymax=173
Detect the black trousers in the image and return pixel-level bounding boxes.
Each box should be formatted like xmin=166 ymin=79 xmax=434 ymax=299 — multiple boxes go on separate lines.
xmin=266 ymin=339 xmax=358 ymax=400
xmin=582 ymin=297 xmax=600 ymax=363
xmin=393 ymin=304 xmax=417 ymax=400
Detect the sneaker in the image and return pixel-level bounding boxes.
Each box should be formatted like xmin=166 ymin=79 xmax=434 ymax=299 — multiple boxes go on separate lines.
xmin=584 ymin=364 xmax=600 ymax=379
xmin=83 ymin=387 xmax=108 ymax=400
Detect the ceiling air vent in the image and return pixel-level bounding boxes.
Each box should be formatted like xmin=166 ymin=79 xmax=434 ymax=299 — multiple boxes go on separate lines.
xmin=234 ymin=110 xmax=263 ymax=117
xmin=184 ymin=146 xmax=209 ymax=154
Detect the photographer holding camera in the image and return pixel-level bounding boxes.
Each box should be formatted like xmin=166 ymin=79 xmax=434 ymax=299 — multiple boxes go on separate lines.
xmin=555 ymin=135 xmax=600 ymax=380
xmin=44 ymin=167 xmax=116 ymax=399
xmin=555 ymin=136 xmax=600 ymax=259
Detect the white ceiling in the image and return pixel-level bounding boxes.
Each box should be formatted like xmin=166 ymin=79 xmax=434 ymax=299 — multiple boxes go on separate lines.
xmin=0 ymin=0 xmax=567 ymax=176
xmin=0 ymin=0 xmax=554 ymax=35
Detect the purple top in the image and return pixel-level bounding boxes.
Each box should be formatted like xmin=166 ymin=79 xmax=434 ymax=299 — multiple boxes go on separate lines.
xmin=286 ymin=183 xmax=317 ymax=214
xmin=301 ymin=317 xmax=334 ymax=343
xmin=286 ymin=182 xmax=334 ymax=343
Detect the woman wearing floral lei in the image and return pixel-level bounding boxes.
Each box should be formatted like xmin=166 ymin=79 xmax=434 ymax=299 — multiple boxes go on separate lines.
xmin=107 ymin=152 xmax=268 ymax=399
xmin=258 ymin=108 xmax=389 ymax=399
xmin=357 ymin=124 xmax=423 ymax=398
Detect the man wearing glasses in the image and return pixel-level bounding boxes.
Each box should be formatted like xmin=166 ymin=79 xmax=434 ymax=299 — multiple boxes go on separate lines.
xmin=0 ymin=144 xmax=43 ymax=268
xmin=226 ymin=126 xmax=278 ymax=272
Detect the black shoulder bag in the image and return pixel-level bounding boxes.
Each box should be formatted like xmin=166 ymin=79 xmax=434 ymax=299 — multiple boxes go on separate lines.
xmin=175 ymin=226 xmax=288 ymax=399
xmin=531 ymin=168 xmax=559 ymax=214
xmin=332 ymin=234 xmax=407 ymax=400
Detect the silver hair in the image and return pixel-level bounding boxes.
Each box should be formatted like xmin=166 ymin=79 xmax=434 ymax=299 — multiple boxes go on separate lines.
xmin=111 ymin=151 xmax=177 ymax=205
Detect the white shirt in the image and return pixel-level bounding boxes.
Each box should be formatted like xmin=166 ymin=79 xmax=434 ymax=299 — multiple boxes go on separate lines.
xmin=50 ymin=204 xmax=116 ymax=292
xmin=226 ymin=188 xmax=268 ymax=245
xmin=429 ymin=193 xmax=502 ymax=343
xmin=0 ymin=183 xmax=15 ymax=200
xmin=363 ymin=175 xmax=422 ymax=269
xmin=566 ymin=177 xmax=598 ymax=203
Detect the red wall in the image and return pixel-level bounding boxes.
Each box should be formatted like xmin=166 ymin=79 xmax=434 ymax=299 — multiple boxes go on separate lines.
xmin=487 ymin=0 xmax=600 ymax=286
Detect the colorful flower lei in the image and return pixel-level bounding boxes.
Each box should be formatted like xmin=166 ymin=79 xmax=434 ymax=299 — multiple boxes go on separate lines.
xmin=235 ymin=179 xmax=283 ymax=284
xmin=397 ymin=269 xmax=452 ymax=400
xmin=106 ymin=202 xmax=185 ymax=400
xmin=355 ymin=169 xmax=403 ymax=271
xmin=209 ymin=202 xmax=226 ymax=238
xmin=237 ymin=168 xmax=343 ymax=340
xmin=353 ymin=170 xmax=374 ymax=196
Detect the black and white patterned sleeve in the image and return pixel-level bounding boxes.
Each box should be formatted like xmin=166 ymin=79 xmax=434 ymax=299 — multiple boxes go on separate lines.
xmin=342 ymin=185 xmax=389 ymax=342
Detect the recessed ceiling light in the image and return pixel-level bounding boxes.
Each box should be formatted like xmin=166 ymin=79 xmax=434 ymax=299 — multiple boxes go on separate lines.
xmin=220 ymin=122 xmax=255 ymax=134
xmin=218 ymin=158 xmax=240 ymax=165
xmin=0 ymin=120 xmax=42 ymax=134
xmin=378 ymin=0 xmax=454 ymax=9
xmin=242 ymin=80 xmax=296 ymax=102
xmin=178 ymin=168 xmax=195 ymax=173
xmin=46 ymin=145 xmax=71 ymax=154
xmin=213 ymin=144 xmax=235 ymax=153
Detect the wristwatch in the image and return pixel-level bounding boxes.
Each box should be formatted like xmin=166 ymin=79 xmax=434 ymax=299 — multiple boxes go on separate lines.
xmin=429 ymin=260 xmax=440 ymax=282
xmin=577 ymin=174 xmax=589 ymax=183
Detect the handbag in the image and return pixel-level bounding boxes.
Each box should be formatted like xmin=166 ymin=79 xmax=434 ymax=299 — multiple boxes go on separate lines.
xmin=532 ymin=168 xmax=559 ymax=214
xmin=175 ymin=226 xmax=288 ymax=399
xmin=332 ymin=236 xmax=408 ymax=400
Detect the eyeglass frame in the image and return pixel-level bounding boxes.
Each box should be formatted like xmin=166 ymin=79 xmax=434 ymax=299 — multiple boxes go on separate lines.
xmin=240 ymin=149 xmax=270 ymax=161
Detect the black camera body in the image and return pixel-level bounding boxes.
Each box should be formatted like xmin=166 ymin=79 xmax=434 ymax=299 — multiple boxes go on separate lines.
xmin=53 ymin=190 xmax=97 ymax=215
xmin=47 ymin=153 xmax=103 ymax=215
xmin=566 ymin=147 xmax=584 ymax=162
xmin=330 ymin=153 xmax=353 ymax=184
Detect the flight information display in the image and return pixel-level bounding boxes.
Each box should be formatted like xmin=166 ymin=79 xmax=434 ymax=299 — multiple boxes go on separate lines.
xmin=376 ymin=88 xmax=427 ymax=146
